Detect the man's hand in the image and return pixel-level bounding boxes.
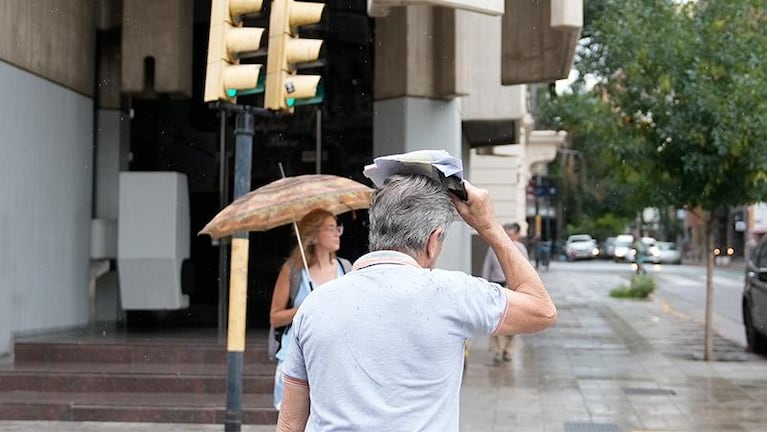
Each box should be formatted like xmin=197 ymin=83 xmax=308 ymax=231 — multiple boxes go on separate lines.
xmin=450 ymin=181 xmax=499 ymax=236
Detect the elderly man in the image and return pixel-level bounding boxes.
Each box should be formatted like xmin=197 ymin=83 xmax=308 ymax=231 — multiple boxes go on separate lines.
xmin=277 ymin=174 xmax=556 ymax=432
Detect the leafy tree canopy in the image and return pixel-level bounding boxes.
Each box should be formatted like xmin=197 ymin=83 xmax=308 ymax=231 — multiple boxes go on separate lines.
xmin=538 ymin=0 xmax=767 ymax=214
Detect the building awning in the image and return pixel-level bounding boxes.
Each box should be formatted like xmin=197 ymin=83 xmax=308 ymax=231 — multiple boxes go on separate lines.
xmin=501 ymin=0 xmax=583 ymax=85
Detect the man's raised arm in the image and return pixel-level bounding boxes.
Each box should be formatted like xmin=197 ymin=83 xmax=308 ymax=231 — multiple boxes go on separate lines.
xmin=451 ymin=181 xmax=557 ymax=335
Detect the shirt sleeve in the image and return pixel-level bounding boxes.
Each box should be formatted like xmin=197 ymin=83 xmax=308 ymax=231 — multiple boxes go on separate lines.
xmin=440 ymin=271 xmax=508 ymax=338
xmin=281 ymin=308 xmax=308 ymax=382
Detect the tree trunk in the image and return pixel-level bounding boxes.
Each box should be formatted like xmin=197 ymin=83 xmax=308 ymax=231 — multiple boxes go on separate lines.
xmin=704 ymin=212 xmax=715 ymax=361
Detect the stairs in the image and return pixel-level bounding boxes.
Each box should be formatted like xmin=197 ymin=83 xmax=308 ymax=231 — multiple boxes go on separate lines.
xmin=0 ymin=327 xmax=278 ymax=424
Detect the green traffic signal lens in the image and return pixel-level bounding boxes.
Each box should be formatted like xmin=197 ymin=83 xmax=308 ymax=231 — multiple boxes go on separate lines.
xmin=287 ymin=98 xmax=296 ymax=107
xmin=226 ymin=88 xmax=238 ymax=98
xmin=293 ymin=80 xmax=324 ymax=107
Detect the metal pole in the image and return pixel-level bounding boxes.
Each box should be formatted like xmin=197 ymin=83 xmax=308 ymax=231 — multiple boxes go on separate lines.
xmin=218 ymin=111 xmax=229 ymax=339
xmin=534 ymin=175 xmax=542 ymax=269
xmin=224 ymin=107 xmax=255 ymax=432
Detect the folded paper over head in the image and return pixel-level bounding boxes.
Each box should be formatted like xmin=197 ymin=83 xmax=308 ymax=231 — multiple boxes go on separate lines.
xmin=363 ymin=150 xmax=466 ymax=200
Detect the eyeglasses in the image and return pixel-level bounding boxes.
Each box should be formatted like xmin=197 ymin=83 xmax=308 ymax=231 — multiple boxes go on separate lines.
xmin=322 ymin=225 xmax=344 ymax=235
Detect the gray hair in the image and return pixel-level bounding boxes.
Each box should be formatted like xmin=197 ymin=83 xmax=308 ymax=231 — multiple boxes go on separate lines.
xmin=368 ymin=174 xmax=454 ymax=257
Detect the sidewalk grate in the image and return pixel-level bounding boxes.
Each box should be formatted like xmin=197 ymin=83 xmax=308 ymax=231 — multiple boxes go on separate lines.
xmin=623 ymin=387 xmax=676 ymax=396
xmin=564 ymin=422 xmax=622 ymax=432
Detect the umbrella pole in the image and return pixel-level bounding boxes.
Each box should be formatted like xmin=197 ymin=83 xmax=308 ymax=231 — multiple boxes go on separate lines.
xmin=279 ymin=163 xmax=312 ymax=276
xmin=293 ymin=221 xmax=311 ymax=275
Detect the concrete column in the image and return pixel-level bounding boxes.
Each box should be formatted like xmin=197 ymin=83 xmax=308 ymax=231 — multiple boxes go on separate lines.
xmin=373 ymin=4 xmax=470 ymax=272
xmin=92 ymin=109 xmax=131 ymax=322
xmin=373 ymin=97 xmax=470 ymax=273
xmin=121 ymin=0 xmax=193 ymax=97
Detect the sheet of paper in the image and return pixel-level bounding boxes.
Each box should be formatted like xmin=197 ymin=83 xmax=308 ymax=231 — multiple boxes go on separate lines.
xmin=362 ymin=150 xmax=463 ymax=188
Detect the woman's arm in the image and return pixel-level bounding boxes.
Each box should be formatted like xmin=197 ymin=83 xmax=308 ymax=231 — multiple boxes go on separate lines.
xmin=270 ymin=263 xmax=297 ymax=327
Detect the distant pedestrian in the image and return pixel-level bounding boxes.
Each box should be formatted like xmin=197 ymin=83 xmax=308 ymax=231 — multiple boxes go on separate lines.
xmin=481 ymin=222 xmax=529 ymax=363
xmin=276 ymin=174 xmax=556 ymax=431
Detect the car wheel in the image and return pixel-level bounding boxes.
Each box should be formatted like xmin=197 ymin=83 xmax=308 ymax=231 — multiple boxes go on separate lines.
xmin=744 ymin=301 xmax=767 ymax=354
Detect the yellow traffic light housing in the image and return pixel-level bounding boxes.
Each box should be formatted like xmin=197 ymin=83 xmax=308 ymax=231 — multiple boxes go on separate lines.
xmin=204 ymin=0 xmax=266 ymax=103
xmin=265 ymin=0 xmax=325 ymax=113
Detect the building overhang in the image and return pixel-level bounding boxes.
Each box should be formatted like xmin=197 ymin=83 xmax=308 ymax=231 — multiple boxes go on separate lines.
xmin=501 ymin=0 xmax=583 ymax=85
xmin=526 ymin=130 xmax=568 ymax=166
xmin=368 ymin=0 xmax=504 ymax=17
xmin=462 ymin=119 xmax=518 ymax=148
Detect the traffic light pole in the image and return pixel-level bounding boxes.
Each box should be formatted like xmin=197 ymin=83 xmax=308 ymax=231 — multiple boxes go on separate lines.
xmin=211 ymin=103 xmax=270 ymax=432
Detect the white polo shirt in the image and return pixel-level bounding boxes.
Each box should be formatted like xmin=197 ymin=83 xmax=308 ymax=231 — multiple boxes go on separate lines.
xmin=281 ymin=250 xmax=508 ymax=432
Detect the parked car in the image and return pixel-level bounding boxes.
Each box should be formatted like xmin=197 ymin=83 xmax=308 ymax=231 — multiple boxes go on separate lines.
xmin=657 ymin=241 xmax=682 ymax=265
xmin=639 ymin=237 xmax=662 ymax=264
xmin=743 ymin=236 xmax=767 ymax=354
xmin=598 ymin=236 xmax=617 ymax=260
xmin=565 ymin=234 xmax=599 ymax=261
xmin=613 ymin=234 xmax=635 ymax=262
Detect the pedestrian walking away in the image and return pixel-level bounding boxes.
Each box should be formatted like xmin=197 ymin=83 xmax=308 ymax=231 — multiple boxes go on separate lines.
xmin=269 ymin=208 xmax=351 ymax=410
xmin=276 ymin=173 xmax=557 ymax=431
xmin=482 ymin=222 xmax=529 ymax=364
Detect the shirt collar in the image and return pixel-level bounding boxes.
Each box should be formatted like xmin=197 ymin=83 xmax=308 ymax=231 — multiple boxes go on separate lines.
xmin=352 ymin=250 xmax=422 ymax=270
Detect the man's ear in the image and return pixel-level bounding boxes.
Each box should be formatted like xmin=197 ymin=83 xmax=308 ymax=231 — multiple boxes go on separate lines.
xmin=426 ymin=229 xmax=444 ymax=260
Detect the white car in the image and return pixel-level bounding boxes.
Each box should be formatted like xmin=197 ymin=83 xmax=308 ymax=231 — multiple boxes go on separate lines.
xmin=638 ymin=237 xmax=662 ymax=264
xmin=613 ymin=234 xmax=635 ymax=262
xmin=657 ymin=241 xmax=682 ymax=265
xmin=565 ymin=234 xmax=599 ymax=261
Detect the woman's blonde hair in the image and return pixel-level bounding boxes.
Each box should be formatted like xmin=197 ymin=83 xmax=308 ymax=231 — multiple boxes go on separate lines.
xmin=288 ymin=208 xmax=337 ymax=268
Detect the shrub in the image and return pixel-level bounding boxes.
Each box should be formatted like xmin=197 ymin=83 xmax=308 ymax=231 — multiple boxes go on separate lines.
xmin=610 ymin=274 xmax=656 ymax=299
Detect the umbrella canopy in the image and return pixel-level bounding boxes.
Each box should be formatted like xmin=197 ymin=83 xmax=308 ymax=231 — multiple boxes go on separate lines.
xmin=200 ymin=174 xmax=374 ymax=239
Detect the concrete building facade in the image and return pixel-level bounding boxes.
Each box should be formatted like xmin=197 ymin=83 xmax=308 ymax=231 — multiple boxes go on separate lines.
xmin=0 ymin=0 xmax=581 ymax=356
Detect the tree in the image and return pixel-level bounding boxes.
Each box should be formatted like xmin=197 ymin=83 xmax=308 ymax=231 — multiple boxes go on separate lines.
xmin=539 ymin=0 xmax=767 ymax=360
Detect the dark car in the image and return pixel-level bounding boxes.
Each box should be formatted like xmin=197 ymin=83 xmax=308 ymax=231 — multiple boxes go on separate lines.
xmin=743 ymin=236 xmax=767 ymax=354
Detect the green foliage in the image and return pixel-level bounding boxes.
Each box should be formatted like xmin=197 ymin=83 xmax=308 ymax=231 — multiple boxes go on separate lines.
xmin=610 ymin=274 xmax=656 ymax=299
xmin=537 ymin=0 xmax=767 ymax=220
xmin=565 ymin=213 xmax=630 ymax=242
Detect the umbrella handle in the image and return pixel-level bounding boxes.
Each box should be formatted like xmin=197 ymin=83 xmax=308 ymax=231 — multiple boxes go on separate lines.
xmin=280 ymin=163 xmax=312 ymax=283
xmin=292 ymin=220 xmax=311 ymax=275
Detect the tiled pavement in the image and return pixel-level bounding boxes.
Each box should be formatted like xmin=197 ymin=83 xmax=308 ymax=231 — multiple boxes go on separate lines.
xmin=2 ymin=262 xmax=766 ymax=432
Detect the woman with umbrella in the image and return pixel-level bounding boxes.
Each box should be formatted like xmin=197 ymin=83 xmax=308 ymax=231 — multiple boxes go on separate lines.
xmin=270 ymin=208 xmax=352 ymax=410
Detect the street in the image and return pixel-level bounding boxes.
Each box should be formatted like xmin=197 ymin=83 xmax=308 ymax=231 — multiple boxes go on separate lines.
xmin=553 ymin=259 xmax=748 ymax=347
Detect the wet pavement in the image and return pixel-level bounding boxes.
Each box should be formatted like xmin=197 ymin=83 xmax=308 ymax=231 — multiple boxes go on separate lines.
xmin=2 ymin=261 xmax=766 ymax=431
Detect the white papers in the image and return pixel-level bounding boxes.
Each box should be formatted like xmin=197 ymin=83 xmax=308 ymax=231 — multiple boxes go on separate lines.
xmin=362 ymin=150 xmax=464 ymax=188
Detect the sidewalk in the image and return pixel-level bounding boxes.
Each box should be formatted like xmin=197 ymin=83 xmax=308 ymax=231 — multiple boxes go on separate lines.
xmin=460 ymin=262 xmax=767 ymax=432
xmin=2 ymin=262 xmax=766 ymax=432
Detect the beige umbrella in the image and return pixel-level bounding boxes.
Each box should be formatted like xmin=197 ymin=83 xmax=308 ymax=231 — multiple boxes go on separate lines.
xmin=200 ymin=174 xmax=374 ymax=239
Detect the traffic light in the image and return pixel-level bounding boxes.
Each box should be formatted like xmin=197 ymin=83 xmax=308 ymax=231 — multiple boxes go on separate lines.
xmin=265 ymin=0 xmax=325 ymax=113
xmin=204 ymin=0 xmax=266 ymax=103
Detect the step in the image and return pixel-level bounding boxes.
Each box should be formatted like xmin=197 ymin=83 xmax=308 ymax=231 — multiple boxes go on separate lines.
xmin=14 ymin=341 xmax=271 ymax=365
xmin=0 ymin=391 xmax=278 ymax=424
xmin=0 ymin=362 xmax=276 ymax=393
